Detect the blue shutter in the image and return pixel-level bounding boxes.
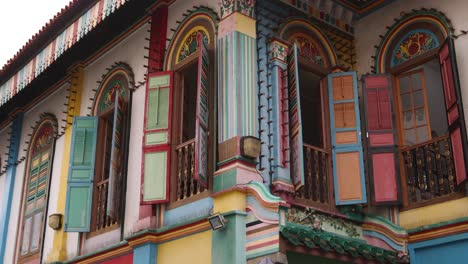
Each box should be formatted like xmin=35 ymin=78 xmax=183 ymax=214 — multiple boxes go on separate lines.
xmin=64 ymin=117 xmax=98 ymax=232
xmin=194 ymin=32 xmax=210 ymax=187
xmin=328 ymin=72 xmax=367 ymax=205
xmin=288 ymin=43 xmax=305 ymax=190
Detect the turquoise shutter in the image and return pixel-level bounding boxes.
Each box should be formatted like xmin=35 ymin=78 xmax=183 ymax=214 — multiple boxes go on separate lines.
xmin=141 ymin=71 xmax=173 ymax=204
xmin=64 ymin=117 xmax=98 ymax=232
xmin=194 ymin=32 xmax=210 ymax=187
xmin=328 ymin=72 xmax=367 ymax=205
xmin=288 ymin=43 xmax=305 ymax=190
xmin=107 ymin=90 xmax=124 ymax=218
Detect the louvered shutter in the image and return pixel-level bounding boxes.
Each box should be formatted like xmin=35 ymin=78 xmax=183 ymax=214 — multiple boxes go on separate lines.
xmin=141 ymin=71 xmax=173 ymax=204
xmin=328 ymin=72 xmax=367 ymax=205
xmin=363 ymin=74 xmax=400 ymax=204
xmin=288 ymin=43 xmax=305 ymax=190
xmin=439 ymin=38 xmax=468 ymax=185
xmin=107 ymin=90 xmax=124 ymax=218
xmin=194 ymin=32 xmax=210 ymax=187
xmin=64 ymin=117 xmax=98 ymax=232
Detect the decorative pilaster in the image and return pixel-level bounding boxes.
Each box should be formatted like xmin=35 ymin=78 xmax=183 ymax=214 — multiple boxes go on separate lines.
xmin=269 ymin=38 xmax=295 ymax=197
xmin=0 ymin=113 xmax=24 ymax=262
xmin=47 ymin=64 xmax=84 ymax=262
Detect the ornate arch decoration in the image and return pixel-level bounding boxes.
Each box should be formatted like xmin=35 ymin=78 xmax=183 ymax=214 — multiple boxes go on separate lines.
xmin=28 ymin=114 xmax=58 ymax=156
xmin=164 ymin=8 xmax=218 ymax=70
xmin=92 ymin=62 xmax=134 ymax=115
xmin=278 ymin=19 xmax=338 ymax=68
xmin=374 ymin=9 xmax=453 ymax=73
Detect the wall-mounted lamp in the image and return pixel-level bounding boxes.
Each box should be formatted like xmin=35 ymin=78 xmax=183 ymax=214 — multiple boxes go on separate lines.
xmin=240 ymin=136 xmax=261 ymax=159
xmin=48 ymin=213 xmax=63 ymax=230
xmin=208 ymin=213 xmax=227 ymax=230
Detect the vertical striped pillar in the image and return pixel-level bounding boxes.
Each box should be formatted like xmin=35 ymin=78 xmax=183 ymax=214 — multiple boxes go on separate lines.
xmin=47 ymin=64 xmax=84 ymax=262
xmin=0 ymin=113 xmax=24 ymax=262
xmin=218 ymin=1 xmax=258 ymax=143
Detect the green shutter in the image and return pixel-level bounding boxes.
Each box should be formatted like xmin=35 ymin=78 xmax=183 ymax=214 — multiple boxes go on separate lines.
xmin=64 ymin=116 xmax=98 ymax=232
xmin=141 ymin=71 xmax=173 ymax=204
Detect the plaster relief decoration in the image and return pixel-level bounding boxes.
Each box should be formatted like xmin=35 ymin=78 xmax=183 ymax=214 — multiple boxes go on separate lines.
xmin=286 ymin=207 xmax=361 ymax=238
xmin=220 ymin=0 xmax=256 ymax=19
xmin=176 ymin=28 xmax=209 ymax=64
xmin=270 ymin=39 xmax=289 ymax=63
xmin=391 ymin=29 xmax=439 ymax=67
xmin=291 ymin=34 xmax=327 ymax=67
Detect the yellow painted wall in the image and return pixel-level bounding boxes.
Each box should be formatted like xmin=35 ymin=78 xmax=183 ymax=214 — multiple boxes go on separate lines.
xmin=213 ymin=191 xmax=246 ymax=213
xmin=400 ymin=198 xmax=468 ymax=229
xmin=157 ymin=231 xmax=212 ymax=264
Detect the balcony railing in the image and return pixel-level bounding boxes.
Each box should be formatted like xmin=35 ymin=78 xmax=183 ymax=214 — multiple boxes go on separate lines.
xmin=402 ymin=135 xmax=457 ymax=203
xmin=296 ymin=144 xmax=330 ymax=205
xmin=95 ymin=179 xmax=120 ymax=231
xmin=175 ymin=139 xmax=206 ymax=201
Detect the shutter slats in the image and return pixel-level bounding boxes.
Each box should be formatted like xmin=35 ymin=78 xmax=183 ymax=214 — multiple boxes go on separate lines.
xmin=64 ymin=117 xmax=98 ymax=232
xmin=288 ymin=43 xmax=305 ymax=190
xmin=439 ymin=38 xmax=468 ymax=185
xmin=194 ymin=32 xmax=210 ymax=187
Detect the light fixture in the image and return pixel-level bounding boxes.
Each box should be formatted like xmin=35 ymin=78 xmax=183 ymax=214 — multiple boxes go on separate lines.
xmin=240 ymin=136 xmax=261 ymax=159
xmin=48 ymin=213 xmax=63 ymax=230
xmin=208 ymin=213 xmax=227 ymax=230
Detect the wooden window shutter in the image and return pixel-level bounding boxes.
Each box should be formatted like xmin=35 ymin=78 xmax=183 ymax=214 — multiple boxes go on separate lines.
xmin=328 ymin=72 xmax=367 ymax=205
xmin=439 ymin=37 xmax=468 ymax=186
xmin=107 ymin=90 xmax=124 ymax=218
xmin=288 ymin=43 xmax=305 ymax=190
xmin=64 ymin=117 xmax=98 ymax=232
xmin=194 ymin=32 xmax=210 ymax=187
xmin=141 ymin=71 xmax=173 ymax=204
xmin=363 ymin=74 xmax=400 ymax=204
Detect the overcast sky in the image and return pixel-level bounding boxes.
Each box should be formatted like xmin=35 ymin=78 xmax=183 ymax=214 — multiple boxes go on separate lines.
xmin=0 ymin=0 xmax=72 ymax=68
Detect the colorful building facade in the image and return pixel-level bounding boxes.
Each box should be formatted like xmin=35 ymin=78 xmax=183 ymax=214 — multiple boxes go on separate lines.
xmin=1 ymin=0 xmax=468 ymax=263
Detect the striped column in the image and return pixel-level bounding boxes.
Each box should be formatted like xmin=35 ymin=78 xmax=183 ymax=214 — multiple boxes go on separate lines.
xmin=0 ymin=113 xmax=24 ymax=262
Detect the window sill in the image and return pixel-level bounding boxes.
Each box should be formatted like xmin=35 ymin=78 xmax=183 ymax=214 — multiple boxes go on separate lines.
xmin=167 ymin=190 xmax=210 ymax=210
xmin=402 ymin=191 xmax=465 ymax=211
xmin=86 ymin=223 xmax=120 ymax=238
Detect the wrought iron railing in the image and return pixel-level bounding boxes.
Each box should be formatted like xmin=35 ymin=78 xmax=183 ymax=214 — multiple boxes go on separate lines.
xmin=296 ymin=144 xmax=330 ymax=205
xmin=175 ymin=139 xmax=206 ymax=201
xmin=402 ymin=135 xmax=457 ymax=203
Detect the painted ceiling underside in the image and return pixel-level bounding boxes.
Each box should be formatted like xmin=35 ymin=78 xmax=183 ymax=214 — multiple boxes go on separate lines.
xmin=334 ymin=0 xmax=394 ymax=14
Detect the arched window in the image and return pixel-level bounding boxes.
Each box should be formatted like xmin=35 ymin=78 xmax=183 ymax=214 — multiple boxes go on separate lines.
xmin=140 ymin=10 xmax=216 ymax=207
xmin=277 ymin=20 xmax=367 ymax=208
xmin=64 ymin=65 xmax=132 ymax=233
xmin=17 ymin=116 xmax=56 ymax=263
xmin=365 ymin=15 xmax=467 ymax=206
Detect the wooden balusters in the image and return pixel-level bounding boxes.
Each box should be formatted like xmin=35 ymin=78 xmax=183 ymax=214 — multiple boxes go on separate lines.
xmin=297 ymin=144 xmax=329 ymax=205
xmin=175 ymin=139 xmax=205 ymax=201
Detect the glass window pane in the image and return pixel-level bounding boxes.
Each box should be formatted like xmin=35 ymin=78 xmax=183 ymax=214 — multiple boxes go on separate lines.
xmin=405 ymin=129 xmax=416 ymax=146
xmin=412 ymin=73 xmax=422 ymax=90
xmin=417 ymin=126 xmax=429 ymax=143
xmin=399 ymin=76 xmax=410 ymax=93
xmin=401 ymin=93 xmax=412 ymax=110
xmin=413 ymin=90 xmax=424 ymax=108
xmin=415 ymin=108 xmax=426 ymax=126
xmin=403 ymin=111 xmax=414 ymax=129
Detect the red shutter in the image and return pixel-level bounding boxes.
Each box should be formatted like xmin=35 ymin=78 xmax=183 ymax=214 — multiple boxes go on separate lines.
xmin=148 ymin=6 xmax=168 ymax=72
xmin=194 ymin=32 xmax=210 ymax=187
xmin=439 ymin=38 xmax=468 ymax=185
xmin=363 ymin=74 xmax=399 ymax=204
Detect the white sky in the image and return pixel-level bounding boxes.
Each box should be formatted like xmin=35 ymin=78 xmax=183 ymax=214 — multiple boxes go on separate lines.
xmin=0 ymin=0 xmax=72 ymax=68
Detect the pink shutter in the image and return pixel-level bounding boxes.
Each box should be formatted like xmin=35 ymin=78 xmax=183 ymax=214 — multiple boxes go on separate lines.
xmin=439 ymin=38 xmax=468 ymax=185
xmin=363 ymin=74 xmax=399 ymax=204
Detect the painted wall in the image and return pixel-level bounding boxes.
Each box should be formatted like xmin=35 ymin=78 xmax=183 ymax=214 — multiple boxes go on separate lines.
xmin=2 ymin=83 xmax=68 ymax=263
xmin=74 ymin=21 xmax=150 ymax=257
xmin=408 ymin=233 xmax=468 ymax=264
xmin=157 ymin=230 xmax=212 ymax=264
xmin=355 ymin=0 xmax=468 ymax=126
